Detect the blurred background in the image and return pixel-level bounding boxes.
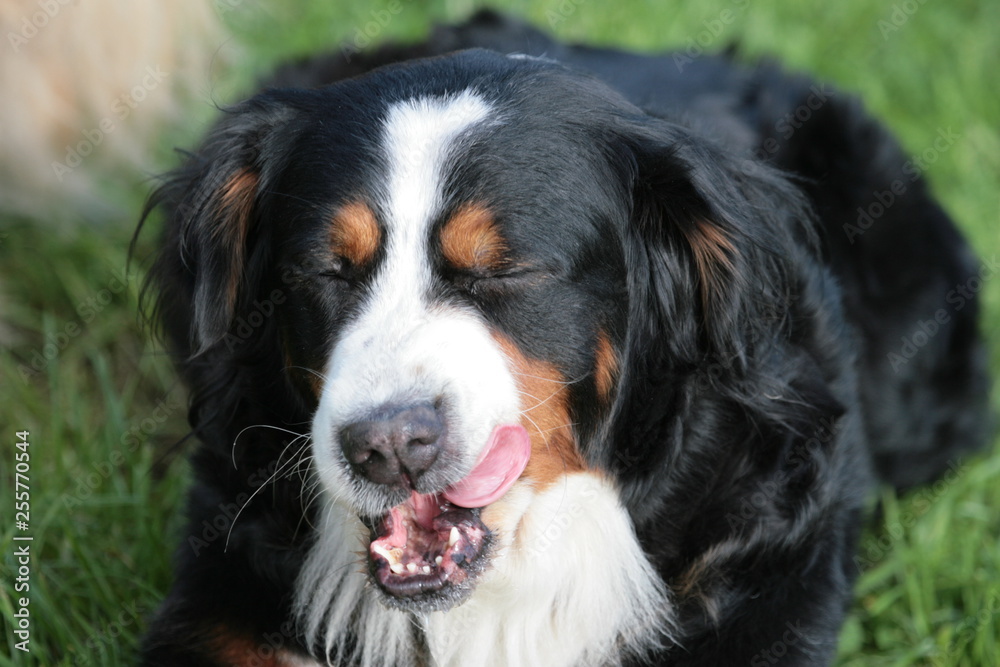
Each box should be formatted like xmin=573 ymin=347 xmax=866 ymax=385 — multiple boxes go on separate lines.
xmin=0 ymin=1 xmax=997 ymax=664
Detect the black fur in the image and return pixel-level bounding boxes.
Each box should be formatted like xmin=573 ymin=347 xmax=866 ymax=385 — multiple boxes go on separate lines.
xmin=138 ymin=11 xmax=989 ymax=666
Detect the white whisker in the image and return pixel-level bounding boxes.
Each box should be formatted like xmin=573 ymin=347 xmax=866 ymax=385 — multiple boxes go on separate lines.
xmin=224 ymin=431 xmax=310 ymax=551
xmin=230 ymin=423 xmax=307 ymax=470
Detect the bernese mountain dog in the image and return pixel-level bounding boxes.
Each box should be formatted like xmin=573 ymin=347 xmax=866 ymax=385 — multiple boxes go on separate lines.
xmin=137 ymin=10 xmax=990 ymax=667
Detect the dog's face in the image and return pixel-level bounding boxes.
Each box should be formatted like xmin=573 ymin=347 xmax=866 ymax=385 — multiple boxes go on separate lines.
xmin=160 ymin=49 xmax=793 ymax=615
xmin=276 ymin=84 xmax=630 ymax=609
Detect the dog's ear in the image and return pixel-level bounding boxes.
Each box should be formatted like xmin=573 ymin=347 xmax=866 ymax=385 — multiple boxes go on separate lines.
xmin=618 ymin=120 xmax=811 ymax=373
xmin=607 ymin=120 xmax=847 ymax=518
xmin=142 ymin=96 xmax=298 ymax=354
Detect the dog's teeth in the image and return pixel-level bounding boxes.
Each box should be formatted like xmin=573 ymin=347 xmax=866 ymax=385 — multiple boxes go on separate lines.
xmin=423 ymin=565 xmax=431 ymax=574
xmin=406 ymin=562 xmax=417 ymax=573
xmin=449 ymin=527 xmax=460 ymax=548
xmin=435 ymin=555 xmax=443 ymax=565
xmin=390 ymin=562 xmax=405 ymax=574
xmin=373 ymin=543 xmax=403 ymax=566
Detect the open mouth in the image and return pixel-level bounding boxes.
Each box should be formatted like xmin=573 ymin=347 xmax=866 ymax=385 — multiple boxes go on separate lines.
xmin=368 ymin=492 xmax=490 ymax=605
xmin=365 ymin=424 xmax=530 ymax=607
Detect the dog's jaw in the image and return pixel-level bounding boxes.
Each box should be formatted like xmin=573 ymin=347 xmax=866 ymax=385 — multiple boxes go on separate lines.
xmin=294 ymin=473 xmax=673 ymax=667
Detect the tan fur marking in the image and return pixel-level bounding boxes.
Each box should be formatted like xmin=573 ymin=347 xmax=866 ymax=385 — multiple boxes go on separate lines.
xmin=331 ymin=201 xmax=381 ymax=266
xmin=209 ymin=625 xmax=285 ymax=666
xmin=684 ymin=219 xmax=736 ymax=306
xmin=593 ymin=330 xmax=619 ymax=403
xmin=283 ymin=344 xmax=323 ymax=402
xmin=440 ymin=203 xmax=507 ymax=271
xmin=216 ymin=168 xmax=259 ymax=314
xmin=306 ymin=367 xmax=323 ymax=398
xmin=218 ymin=169 xmax=258 ymax=232
xmin=495 ymin=335 xmax=585 ymax=490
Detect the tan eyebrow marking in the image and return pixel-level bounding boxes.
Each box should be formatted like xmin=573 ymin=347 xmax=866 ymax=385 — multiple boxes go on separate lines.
xmin=330 ymin=201 xmax=381 ymax=266
xmin=439 ymin=203 xmax=508 ymax=271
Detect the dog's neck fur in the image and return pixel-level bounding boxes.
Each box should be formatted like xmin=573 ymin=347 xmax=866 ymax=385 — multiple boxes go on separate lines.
xmin=294 ymin=473 xmax=673 ymax=667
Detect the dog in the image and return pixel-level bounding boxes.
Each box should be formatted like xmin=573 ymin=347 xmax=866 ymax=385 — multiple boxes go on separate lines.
xmin=137 ymin=11 xmax=990 ymax=666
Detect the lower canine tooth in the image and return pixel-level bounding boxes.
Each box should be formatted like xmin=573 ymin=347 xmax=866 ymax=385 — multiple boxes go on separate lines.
xmin=449 ymin=527 xmax=460 ymax=548
xmin=372 ymin=543 xmax=398 ymax=564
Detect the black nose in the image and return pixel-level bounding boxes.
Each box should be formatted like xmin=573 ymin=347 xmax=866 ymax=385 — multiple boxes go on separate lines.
xmin=340 ymin=403 xmax=445 ymax=487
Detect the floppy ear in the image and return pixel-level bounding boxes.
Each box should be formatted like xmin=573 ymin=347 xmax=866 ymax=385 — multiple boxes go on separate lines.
xmin=142 ymin=96 xmax=298 ymax=354
xmin=620 ymin=120 xmax=812 ymax=373
xmin=608 ymin=120 xmax=848 ymax=520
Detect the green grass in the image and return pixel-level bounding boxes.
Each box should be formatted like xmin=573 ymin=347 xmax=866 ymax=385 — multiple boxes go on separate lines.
xmin=1 ymin=1 xmax=997 ymax=665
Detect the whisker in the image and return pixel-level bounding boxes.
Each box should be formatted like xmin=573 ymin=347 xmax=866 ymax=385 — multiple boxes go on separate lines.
xmin=517 ymin=386 xmax=564 ymax=412
xmin=532 ymin=422 xmax=578 ymax=436
xmin=264 ymin=435 xmax=312 ymax=488
xmin=284 ymin=450 xmax=315 ymax=481
xmin=225 ymin=432 xmax=310 ymax=551
xmin=519 ymin=411 xmax=549 ymax=447
xmin=287 ymin=365 xmax=330 ymax=385
xmin=230 ymin=424 xmax=307 ymax=470
xmin=509 ymin=370 xmax=588 ymax=387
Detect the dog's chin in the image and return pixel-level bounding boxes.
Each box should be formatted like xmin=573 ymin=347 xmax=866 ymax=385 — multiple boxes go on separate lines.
xmin=362 ymin=491 xmax=495 ymax=612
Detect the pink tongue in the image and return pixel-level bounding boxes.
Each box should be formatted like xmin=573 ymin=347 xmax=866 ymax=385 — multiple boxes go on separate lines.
xmin=442 ymin=424 xmax=531 ymax=508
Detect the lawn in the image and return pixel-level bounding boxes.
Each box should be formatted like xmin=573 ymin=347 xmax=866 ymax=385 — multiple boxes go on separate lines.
xmin=1 ymin=1 xmax=997 ymax=665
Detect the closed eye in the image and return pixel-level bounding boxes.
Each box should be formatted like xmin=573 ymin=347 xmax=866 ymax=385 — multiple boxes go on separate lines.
xmin=316 ymin=258 xmax=355 ymax=283
xmin=454 ymin=267 xmax=546 ymax=293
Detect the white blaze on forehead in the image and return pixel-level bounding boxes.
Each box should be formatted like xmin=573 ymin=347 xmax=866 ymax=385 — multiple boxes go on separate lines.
xmin=309 ymin=90 xmax=520 ymax=514
xmin=381 ymin=90 xmax=492 ymax=239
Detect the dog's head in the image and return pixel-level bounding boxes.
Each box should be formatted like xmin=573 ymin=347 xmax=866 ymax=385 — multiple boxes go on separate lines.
xmin=147 ymin=49 xmax=820 ymax=619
